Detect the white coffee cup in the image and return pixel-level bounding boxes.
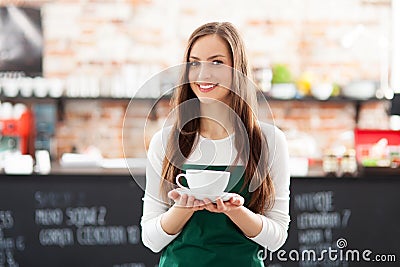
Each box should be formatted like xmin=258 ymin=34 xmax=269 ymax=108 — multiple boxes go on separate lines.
xmin=19 ymin=77 xmax=33 ymax=97
xmin=33 ymin=77 xmax=48 ymax=97
xmin=175 ymin=169 xmax=230 ymax=196
xmin=35 ymin=150 xmax=51 ymax=175
xmin=3 ymin=78 xmax=19 ymax=97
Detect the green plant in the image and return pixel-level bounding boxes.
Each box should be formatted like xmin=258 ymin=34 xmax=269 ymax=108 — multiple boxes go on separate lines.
xmin=271 ymin=64 xmax=293 ymax=84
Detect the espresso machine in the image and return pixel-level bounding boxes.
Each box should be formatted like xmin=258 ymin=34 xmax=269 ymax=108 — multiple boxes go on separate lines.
xmin=0 ymin=106 xmax=33 ymax=155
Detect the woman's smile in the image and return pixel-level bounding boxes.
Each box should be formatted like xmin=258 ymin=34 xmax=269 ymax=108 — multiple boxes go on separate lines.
xmin=196 ymin=82 xmax=219 ymax=93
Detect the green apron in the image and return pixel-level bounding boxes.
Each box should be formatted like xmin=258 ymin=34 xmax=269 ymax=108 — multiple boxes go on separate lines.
xmin=159 ymin=164 xmax=264 ymax=267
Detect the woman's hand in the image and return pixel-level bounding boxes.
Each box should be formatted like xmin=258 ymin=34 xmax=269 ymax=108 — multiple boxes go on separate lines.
xmin=203 ymin=193 xmax=244 ymax=214
xmin=160 ymin=189 xmax=205 ymax=235
xmin=168 ymin=189 xmax=205 ymax=211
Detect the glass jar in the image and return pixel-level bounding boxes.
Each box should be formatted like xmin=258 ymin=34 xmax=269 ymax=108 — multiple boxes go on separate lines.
xmin=341 ymin=149 xmax=357 ymax=177
xmin=323 ymin=152 xmax=338 ymax=176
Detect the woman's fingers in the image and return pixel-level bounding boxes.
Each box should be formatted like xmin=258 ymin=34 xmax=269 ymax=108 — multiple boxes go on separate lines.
xmin=168 ymin=189 xmax=180 ymax=201
xmin=193 ymin=199 xmax=202 ymax=207
xmin=186 ymin=195 xmax=195 ymax=207
xmin=202 ymin=195 xmax=245 ymax=213
xmin=203 ymin=198 xmax=218 ymax=212
xmin=215 ymin=198 xmax=228 ymax=212
xmin=167 ymin=190 xmax=211 ymax=211
xmin=229 ymin=195 xmax=244 ymax=206
xmin=193 ymin=199 xmax=205 ymax=210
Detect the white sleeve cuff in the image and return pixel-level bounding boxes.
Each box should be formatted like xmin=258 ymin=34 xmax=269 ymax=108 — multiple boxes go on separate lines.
xmin=141 ymin=214 xmax=180 ymax=253
xmin=247 ymin=214 xmax=268 ymax=244
xmin=247 ymin=214 xmax=288 ymax=252
xmin=156 ymin=214 xmax=181 ymax=240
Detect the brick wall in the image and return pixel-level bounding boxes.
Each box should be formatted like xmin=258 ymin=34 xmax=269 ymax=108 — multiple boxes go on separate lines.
xmin=55 ymin=100 xmax=128 ymax=158
xmin=3 ymin=0 xmax=392 ymax=159
xmin=39 ymin=0 xmax=391 ymax=84
xmin=55 ymin=98 xmax=388 ymax=159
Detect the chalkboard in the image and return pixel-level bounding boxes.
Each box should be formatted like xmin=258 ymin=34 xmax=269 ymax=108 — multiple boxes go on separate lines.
xmin=0 ymin=175 xmax=158 ymax=267
xmin=0 ymin=175 xmax=399 ymax=267
xmin=266 ymin=178 xmax=400 ymax=267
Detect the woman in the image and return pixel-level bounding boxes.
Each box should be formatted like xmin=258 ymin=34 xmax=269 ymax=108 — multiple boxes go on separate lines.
xmin=141 ymin=22 xmax=290 ymax=266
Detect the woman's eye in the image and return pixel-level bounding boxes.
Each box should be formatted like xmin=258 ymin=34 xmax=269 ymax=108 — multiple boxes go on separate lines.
xmin=212 ymin=60 xmax=223 ymax=65
xmin=189 ymin=61 xmax=200 ymax=67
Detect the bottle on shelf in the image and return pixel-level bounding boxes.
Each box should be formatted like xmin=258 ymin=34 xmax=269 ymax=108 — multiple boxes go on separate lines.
xmin=340 ymin=149 xmax=358 ymax=177
xmin=322 ymin=150 xmax=339 ymax=177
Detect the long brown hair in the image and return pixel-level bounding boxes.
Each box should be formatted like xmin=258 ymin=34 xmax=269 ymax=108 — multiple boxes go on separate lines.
xmin=160 ymin=22 xmax=274 ymax=214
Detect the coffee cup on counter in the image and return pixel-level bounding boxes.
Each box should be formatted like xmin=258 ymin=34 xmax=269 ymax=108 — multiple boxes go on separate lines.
xmin=35 ymin=150 xmax=51 ymax=175
xmin=4 ymin=154 xmax=34 ymax=175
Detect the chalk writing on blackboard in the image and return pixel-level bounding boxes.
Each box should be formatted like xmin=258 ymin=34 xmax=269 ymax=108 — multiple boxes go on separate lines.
xmin=0 ymin=210 xmax=25 ymax=267
xmin=293 ymin=191 xmax=352 ymax=267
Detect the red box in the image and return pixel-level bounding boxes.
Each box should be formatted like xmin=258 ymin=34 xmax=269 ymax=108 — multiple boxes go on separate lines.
xmin=0 ymin=111 xmax=33 ymax=154
xmin=354 ymin=129 xmax=400 ymax=162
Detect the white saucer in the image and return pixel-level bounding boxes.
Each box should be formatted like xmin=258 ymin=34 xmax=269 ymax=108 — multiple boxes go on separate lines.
xmin=176 ymin=187 xmax=233 ymax=202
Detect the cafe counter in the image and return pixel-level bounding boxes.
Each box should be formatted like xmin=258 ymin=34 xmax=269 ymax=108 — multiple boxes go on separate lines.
xmin=0 ymin=166 xmax=399 ymax=267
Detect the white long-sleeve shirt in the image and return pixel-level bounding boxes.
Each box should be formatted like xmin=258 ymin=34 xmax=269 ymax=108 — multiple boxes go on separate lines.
xmin=141 ymin=122 xmax=291 ymax=253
